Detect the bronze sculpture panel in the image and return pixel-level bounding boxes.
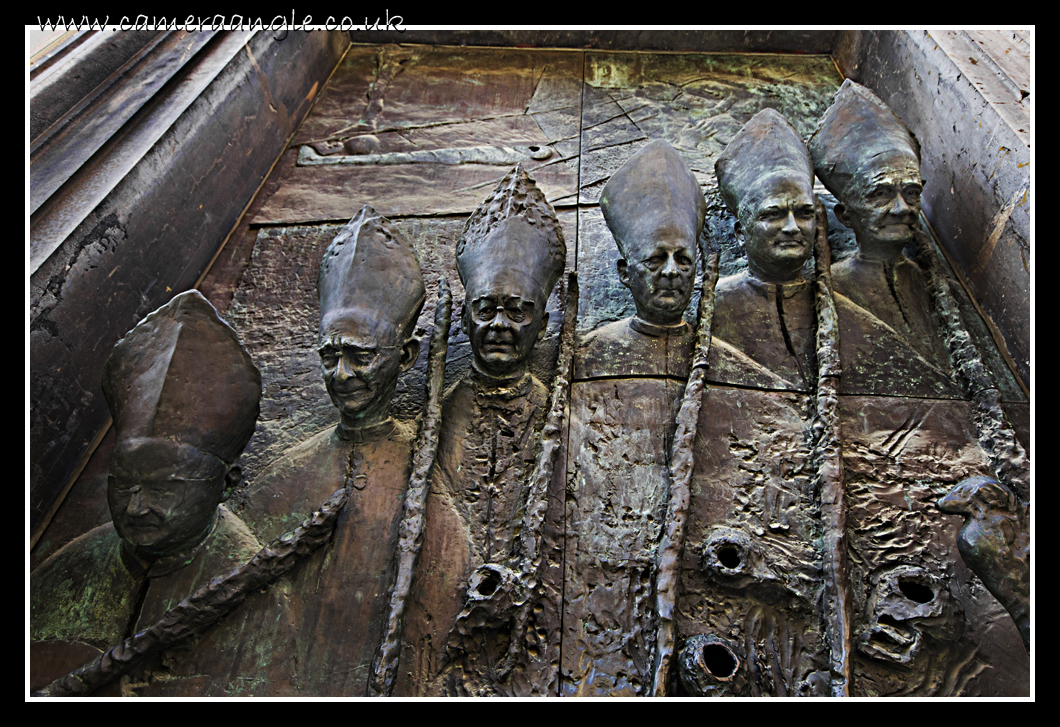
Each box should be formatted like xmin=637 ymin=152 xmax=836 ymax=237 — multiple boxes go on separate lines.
xmin=31 ymin=291 xmax=295 ymax=696
xmin=31 ymin=49 xmax=1030 ymax=699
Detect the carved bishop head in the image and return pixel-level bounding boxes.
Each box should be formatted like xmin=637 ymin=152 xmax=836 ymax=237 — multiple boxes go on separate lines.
xmin=317 ymin=205 xmax=426 ymax=432
xmin=716 ymin=108 xmax=817 ymax=283
xmin=101 ymin=290 xmax=261 ymax=557
xmin=809 ymin=79 xmax=924 ymax=261
xmin=600 ymin=139 xmax=705 ymax=326
xmin=456 ymin=164 xmax=566 ymax=379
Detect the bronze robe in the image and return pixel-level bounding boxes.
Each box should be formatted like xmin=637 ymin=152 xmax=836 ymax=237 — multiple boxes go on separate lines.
xmin=676 ymin=272 xmax=825 ymax=696
xmin=561 ymin=316 xmax=691 ymax=696
xmin=831 ymin=256 xmax=1026 ymax=695
xmin=31 ymin=507 xmax=291 ymax=696
xmin=397 ymin=370 xmax=551 ymax=696
xmin=832 ymin=255 xmax=960 ymax=399
xmin=238 ymin=419 xmax=414 ymax=696
xmin=707 ymin=272 xmax=816 ymax=392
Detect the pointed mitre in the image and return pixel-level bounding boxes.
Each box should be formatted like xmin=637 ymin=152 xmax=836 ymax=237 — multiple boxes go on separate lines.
xmin=318 ymin=205 xmax=426 ymax=335
xmin=101 ymin=290 xmax=261 ymax=464
xmin=600 ymin=139 xmax=705 ymax=260
xmin=715 ymin=108 xmax=815 ymax=219
xmin=808 ymin=79 xmax=921 ymax=201
xmin=456 ymin=164 xmax=566 ymax=300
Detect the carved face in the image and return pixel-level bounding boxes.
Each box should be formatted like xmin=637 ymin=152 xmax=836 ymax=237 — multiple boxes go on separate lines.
xmin=319 ymin=307 xmax=418 ymax=428
xmin=618 ymin=223 xmax=697 ymax=326
xmin=838 ymin=152 xmax=923 ymax=258
xmin=463 ymin=269 xmax=547 ymax=379
xmin=108 ymin=438 xmax=232 ymax=557
xmin=739 ymin=175 xmax=816 ymax=282
xmin=857 ymin=565 xmax=964 ymax=665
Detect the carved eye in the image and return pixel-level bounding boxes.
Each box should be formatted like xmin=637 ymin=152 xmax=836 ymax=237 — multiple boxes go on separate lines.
xmin=346 ymin=349 xmax=374 ymax=367
xmin=867 ymin=186 xmax=896 ymax=206
xmin=675 ymin=252 xmax=693 ymax=270
xmin=471 ymin=300 xmax=499 ymax=322
xmin=644 ymin=255 xmax=665 ymax=271
xmin=504 ymin=303 xmax=529 ymax=323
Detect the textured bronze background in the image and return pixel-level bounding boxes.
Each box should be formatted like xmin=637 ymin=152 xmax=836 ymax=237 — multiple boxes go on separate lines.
xmin=34 ymin=44 xmax=1030 ymax=697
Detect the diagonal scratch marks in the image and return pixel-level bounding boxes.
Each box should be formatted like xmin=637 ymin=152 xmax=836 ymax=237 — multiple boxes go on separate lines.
xmin=606 ymin=89 xmax=649 ymax=135
xmin=524 ymin=65 xmax=547 ymax=114
xmin=877 ymin=406 xmax=931 ymax=459
xmin=448 ymin=153 xmax=580 ymax=196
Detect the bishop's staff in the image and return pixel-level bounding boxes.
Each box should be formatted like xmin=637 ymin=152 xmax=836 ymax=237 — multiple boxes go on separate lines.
xmin=500 ymin=271 xmax=579 ymax=679
xmin=810 ymin=198 xmax=853 ymax=697
xmin=650 ymin=232 xmax=720 ymax=697
xmin=369 ymin=278 xmax=453 ymax=697
xmin=35 ymin=484 xmax=351 ymax=697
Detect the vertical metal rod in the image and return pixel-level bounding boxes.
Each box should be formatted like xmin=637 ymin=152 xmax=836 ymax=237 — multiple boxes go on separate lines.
xmin=650 ymin=239 xmax=720 ymax=697
xmin=811 ymin=201 xmax=852 ymax=696
xmin=914 ymin=223 xmax=1030 ymax=502
xmin=500 ymin=271 xmax=579 ymax=678
xmin=369 ymin=278 xmax=453 ymax=697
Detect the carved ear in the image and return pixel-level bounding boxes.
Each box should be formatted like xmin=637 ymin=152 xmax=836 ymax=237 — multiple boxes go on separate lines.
xmin=222 ymin=465 xmax=242 ymax=503
xmin=733 ymin=220 xmax=744 ymax=242
xmin=537 ymin=311 xmax=550 ymax=341
xmin=400 ymin=337 xmax=421 ymax=372
xmin=616 ymin=259 xmax=630 ymax=289
xmin=834 ymin=202 xmax=852 ymax=229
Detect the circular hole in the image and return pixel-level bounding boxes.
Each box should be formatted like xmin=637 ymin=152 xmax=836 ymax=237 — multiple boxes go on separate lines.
xmin=898 ymin=578 xmax=934 ymax=604
xmin=702 ymin=643 xmax=738 ymax=678
xmin=477 ymin=571 xmax=502 ymax=597
xmin=717 ymin=544 xmax=742 ymax=569
xmin=529 ymin=145 xmax=540 ymax=152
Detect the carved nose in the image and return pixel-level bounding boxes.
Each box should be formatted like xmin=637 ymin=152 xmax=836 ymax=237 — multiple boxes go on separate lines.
xmin=661 ymin=255 xmax=679 ymax=276
xmin=127 ymin=487 xmax=149 ymax=516
xmin=782 ymin=211 xmax=800 ymax=233
xmin=336 ymin=355 xmax=355 ymax=380
xmin=891 ymin=193 xmax=911 ymax=215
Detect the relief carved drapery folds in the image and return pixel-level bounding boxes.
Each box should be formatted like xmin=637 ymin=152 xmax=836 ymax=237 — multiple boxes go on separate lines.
xmin=31 ymin=49 xmax=1029 ymax=698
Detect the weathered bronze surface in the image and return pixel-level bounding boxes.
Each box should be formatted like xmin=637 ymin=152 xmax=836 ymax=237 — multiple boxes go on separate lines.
xmin=938 ymin=476 xmax=1030 ymax=650
xmin=31 ymin=290 xmax=294 ymax=696
xmin=232 ymin=207 xmax=427 ymax=697
xmin=810 ymin=81 xmax=1028 ymax=696
xmin=396 ymin=166 xmax=568 ymax=696
xmin=564 ymin=140 xmax=704 ymax=696
xmin=671 ymin=111 xmax=835 ymax=697
xmin=32 ymin=48 xmax=1030 ymax=698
